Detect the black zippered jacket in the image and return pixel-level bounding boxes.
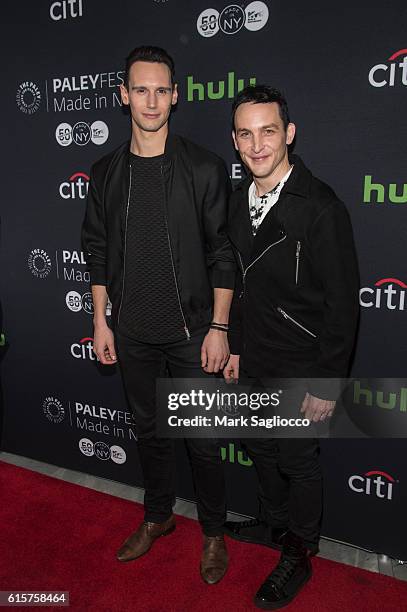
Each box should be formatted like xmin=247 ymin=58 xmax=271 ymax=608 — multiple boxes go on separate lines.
xmin=228 ymin=155 xmax=359 ymax=398
xmin=81 ymin=134 xmax=236 ymax=336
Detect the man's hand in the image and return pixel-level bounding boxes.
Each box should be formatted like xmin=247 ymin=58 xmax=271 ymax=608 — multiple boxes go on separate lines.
xmin=300 ymin=392 xmax=336 ymax=422
xmin=201 ymin=329 xmax=230 ymax=373
xmin=223 ymin=354 xmax=240 ymax=383
xmin=93 ymin=323 xmax=117 ymax=365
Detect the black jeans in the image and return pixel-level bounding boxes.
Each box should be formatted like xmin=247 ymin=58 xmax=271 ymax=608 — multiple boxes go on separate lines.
xmin=242 ymin=437 xmax=322 ymax=552
xmin=116 ymin=329 xmax=225 ymax=536
xmin=240 ymin=366 xmax=322 ymax=551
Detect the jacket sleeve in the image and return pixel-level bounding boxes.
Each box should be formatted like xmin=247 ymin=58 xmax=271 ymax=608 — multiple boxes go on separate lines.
xmin=307 ymin=199 xmax=360 ymax=399
xmin=228 ymin=277 xmax=243 ymax=354
xmin=203 ymin=159 xmax=236 ymax=290
xmin=81 ymin=164 xmax=107 ymax=286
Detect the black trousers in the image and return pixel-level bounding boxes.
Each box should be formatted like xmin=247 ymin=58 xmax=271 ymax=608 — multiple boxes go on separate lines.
xmin=242 ymin=437 xmax=322 ymax=552
xmin=116 ymin=329 xmax=226 ymax=537
xmin=240 ymin=368 xmax=323 ymax=552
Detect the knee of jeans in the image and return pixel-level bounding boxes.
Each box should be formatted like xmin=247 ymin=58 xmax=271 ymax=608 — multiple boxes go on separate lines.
xmin=279 ymin=460 xmax=322 ymax=481
xmin=186 ymin=438 xmax=222 ymax=461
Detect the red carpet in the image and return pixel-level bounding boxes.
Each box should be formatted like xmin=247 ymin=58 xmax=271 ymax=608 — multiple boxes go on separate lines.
xmin=1 ymin=460 xmax=406 ymax=612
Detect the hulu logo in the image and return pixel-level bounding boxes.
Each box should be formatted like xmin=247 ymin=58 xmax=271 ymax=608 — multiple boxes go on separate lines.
xmin=187 ymin=71 xmax=256 ymax=102
xmin=220 ymin=442 xmax=253 ymax=466
xmin=353 ymin=380 xmax=407 ymax=412
xmin=363 ymin=175 xmax=407 ymax=204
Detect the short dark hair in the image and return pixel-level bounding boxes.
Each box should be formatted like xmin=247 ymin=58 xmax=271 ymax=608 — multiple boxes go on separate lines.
xmin=232 ymin=85 xmax=290 ymax=130
xmin=124 ymin=45 xmax=175 ymax=88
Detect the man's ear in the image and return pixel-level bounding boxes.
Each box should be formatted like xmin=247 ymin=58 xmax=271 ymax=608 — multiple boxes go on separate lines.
xmin=286 ymin=122 xmax=296 ymax=145
xmin=172 ymin=83 xmax=178 ymax=106
xmin=120 ymin=83 xmax=129 ymax=106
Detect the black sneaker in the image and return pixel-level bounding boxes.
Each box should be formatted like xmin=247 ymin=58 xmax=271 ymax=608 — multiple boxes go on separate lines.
xmin=223 ymin=518 xmax=287 ymax=551
xmin=253 ymin=531 xmax=312 ymax=610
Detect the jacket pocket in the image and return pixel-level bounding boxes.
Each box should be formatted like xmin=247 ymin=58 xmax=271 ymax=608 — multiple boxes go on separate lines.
xmin=276 ymin=306 xmax=317 ymax=339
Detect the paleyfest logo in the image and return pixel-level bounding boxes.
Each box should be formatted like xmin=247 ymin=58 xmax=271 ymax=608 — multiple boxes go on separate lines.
xmin=197 ymin=2 xmax=269 ymax=38
xmin=368 ymin=48 xmax=407 ymax=87
xmin=16 ymin=81 xmax=41 ymax=115
xmin=55 ymin=120 xmax=109 ymax=146
xmin=359 ymin=277 xmax=407 ymax=311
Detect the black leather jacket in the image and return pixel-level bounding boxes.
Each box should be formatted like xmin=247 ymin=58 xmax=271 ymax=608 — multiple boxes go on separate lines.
xmin=228 ymin=155 xmax=359 ymax=397
xmin=82 ymin=134 xmax=236 ymax=337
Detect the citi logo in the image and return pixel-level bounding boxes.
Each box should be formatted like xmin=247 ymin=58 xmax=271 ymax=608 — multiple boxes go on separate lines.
xmin=71 ymin=337 xmax=96 ymax=360
xmin=353 ymin=380 xmax=407 ymax=412
xmin=187 ymin=71 xmax=256 ymax=102
xmin=363 ymin=175 xmax=406 ymax=204
xmin=59 ymin=172 xmax=89 ymax=200
xmin=359 ymin=278 xmax=406 ymax=311
xmin=368 ymin=48 xmax=407 ymax=88
xmin=348 ymin=470 xmax=397 ymax=500
xmin=50 ymin=0 xmax=83 ymax=21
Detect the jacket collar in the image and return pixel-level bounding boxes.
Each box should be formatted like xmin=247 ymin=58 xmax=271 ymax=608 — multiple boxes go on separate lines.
xmin=234 ymin=153 xmax=312 ymax=199
xmin=229 ymin=154 xmax=312 ymax=264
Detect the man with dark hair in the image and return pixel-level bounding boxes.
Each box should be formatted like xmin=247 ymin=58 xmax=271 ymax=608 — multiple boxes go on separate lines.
xmin=223 ymin=85 xmax=359 ymax=608
xmin=82 ymin=45 xmax=235 ymax=584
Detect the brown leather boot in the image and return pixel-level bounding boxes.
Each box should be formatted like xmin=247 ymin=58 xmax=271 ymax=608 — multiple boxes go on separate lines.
xmin=116 ymin=515 xmax=176 ymax=562
xmin=200 ymin=535 xmax=229 ymax=584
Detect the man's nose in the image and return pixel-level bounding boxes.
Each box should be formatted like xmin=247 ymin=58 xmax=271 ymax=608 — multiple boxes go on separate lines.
xmin=252 ymin=135 xmax=264 ymax=154
xmin=146 ymin=92 xmax=157 ymax=108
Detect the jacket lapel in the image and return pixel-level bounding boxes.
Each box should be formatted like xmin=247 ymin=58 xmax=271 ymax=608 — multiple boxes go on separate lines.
xmin=228 ymin=177 xmax=253 ymax=266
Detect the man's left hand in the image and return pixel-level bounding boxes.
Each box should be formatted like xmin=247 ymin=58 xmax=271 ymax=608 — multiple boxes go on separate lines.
xmin=300 ymin=392 xmax=336 ymax=422
xmin=201 ymin=329 xmax=230 ymax=373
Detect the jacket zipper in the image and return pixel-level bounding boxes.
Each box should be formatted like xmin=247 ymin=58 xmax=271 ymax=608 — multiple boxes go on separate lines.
xmin=117 ymin=166 xmax=132 ymax=325
xmin=277 ymin=307 xmax=317 ymax=338
xmin=295 ymin=241 xmax=301 ymax=285
xmin=160 ymin=166 xmax=191 ymax=340
xmin=239 ymin=234 xmax=287 ymax=298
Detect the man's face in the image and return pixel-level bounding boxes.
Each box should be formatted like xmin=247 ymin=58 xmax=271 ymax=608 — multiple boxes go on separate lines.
xmin=120 ymin=61 xmax=178 ymax=133
xmin=232 ymin=102 xmax=295 ymax=180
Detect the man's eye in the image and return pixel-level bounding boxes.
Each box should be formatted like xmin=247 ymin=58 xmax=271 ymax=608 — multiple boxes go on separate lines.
xmin=136 ymin=88 xmax=146 ymax=94
xmin=264 ymin=129 xmax=275 ymax=135
xmin=239 ymin=132 xmax=249 ymax=138
xmin=157 ymin=89 xmax=168 ymax=95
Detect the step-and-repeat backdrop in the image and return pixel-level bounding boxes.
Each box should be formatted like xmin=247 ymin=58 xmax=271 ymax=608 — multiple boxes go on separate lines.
xmin=2 ymin=1 xmax=406 ymax=559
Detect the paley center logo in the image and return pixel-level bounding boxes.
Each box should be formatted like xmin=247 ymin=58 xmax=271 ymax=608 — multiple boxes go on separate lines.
xmin=28 ymin=249 xmax=89 ymax=283
xmin=197 ymin=1 xmax=269 ymax=38
xmin=59 ymin=172 xmax=89 ymax=200
xmin=28 ymin=249 xmax=52 ymax=278
xmin=55 ymin=121 xmax=109 ymax=147
xmin=368 ymin=48 xmax=407 ymax=88
xmin=16 ymin=81 xmax=41 ymax=115
xmin=43 ymin=396 xmax=65 ymax=423
xmin=79 ymin=438 xmax=126 ymax=464
xmin=359 ymin=277 xmax=406 ymax=311
xmin=348 ymin=470 xmax=397 ymax=500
